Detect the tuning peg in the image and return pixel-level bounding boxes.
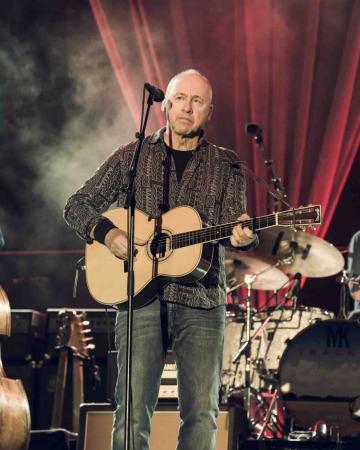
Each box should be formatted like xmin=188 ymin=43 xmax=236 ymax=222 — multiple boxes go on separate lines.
xmin=86 ymin=343 xmax=96 ymax=351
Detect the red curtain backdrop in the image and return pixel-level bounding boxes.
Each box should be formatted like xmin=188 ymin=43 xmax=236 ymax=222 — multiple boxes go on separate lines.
xmin=87 ymin=0 xmax=359 ymax=309
xmin=89 ymin=0 xmax=359 ymax=240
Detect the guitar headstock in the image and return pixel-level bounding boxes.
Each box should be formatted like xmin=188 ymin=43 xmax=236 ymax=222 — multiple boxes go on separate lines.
xmin=277 ymin=205 xmax=321 ymax=229
xmin=55 ymin=310 xmax=94 ymax=359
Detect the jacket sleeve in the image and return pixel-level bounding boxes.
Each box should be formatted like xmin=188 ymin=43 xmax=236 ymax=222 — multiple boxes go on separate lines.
xmin=63 ymin=146 xmax=129 ymax=241
xmin=220 ymin=157 xmax=247 ymax=224
xmin=219 ymin=156 xmax=258 ymax=250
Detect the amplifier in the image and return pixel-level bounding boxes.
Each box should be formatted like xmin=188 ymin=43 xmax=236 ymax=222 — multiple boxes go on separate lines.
xmin=2 ymin=309 xmax=46 ymax=361
xmin=77 ymin=403 xmax=244 ymax=450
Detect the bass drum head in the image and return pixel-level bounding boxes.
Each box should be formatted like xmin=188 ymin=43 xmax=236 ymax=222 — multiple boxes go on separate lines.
xmin=279 ymin=319 xmax=360 ymax=436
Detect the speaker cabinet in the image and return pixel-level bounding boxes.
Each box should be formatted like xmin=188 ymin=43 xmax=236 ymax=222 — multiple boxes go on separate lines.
xmin=77 ymin=403 xmax=245 ymax=450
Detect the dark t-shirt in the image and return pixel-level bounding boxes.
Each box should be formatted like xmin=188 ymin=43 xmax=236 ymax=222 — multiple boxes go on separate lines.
xmin=165 ymin=144 xmax=194 ymax=182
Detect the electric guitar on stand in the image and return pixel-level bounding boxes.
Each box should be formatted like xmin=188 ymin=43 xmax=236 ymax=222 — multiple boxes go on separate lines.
xmin=51 ymin=310 xmax=94 ymax=432
xmin=85 ymin=204 xmax=321 ymax=308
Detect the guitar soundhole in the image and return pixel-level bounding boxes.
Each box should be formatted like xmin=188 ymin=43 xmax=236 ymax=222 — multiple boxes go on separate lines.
xmin=150 ymin=232 xmax=170 ymax=259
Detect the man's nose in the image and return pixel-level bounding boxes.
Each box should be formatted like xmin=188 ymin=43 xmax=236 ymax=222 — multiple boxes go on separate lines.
xmin=182 ymin=99 xmax=193 ymax=113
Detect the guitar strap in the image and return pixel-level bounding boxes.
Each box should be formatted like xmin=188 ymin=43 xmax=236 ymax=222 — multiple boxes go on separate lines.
xmin=160 ymin=148 xmax=172 ymax=214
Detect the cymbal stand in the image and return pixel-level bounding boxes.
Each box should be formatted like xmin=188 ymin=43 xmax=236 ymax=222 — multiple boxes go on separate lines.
xmin=238 ymin=273 xmax=256 ymax=420
xmin=230 ymin=261 xmax=292 ymax=366
xmin=226 ymin=259 xmax=286 ymax=296
xmin=228 ymin=265 xmax=292 ymax=432
xmin=337 ymin=270 xmax=350 ymax=319
xmin=230 ymin=272 xmax=282 ymax=433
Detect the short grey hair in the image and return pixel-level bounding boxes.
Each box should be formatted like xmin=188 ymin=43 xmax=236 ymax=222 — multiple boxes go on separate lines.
xmin=161 ymin=69 xmax=213 ymax=111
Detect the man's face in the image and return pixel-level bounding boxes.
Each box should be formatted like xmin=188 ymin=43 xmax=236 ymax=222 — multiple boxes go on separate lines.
xmin=165 ymin=73 xmax=213 ymax=138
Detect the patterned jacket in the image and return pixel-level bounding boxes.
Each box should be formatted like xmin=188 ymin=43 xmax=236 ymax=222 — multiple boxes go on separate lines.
xmin=64 ymin=128 xmax=251 ymax=309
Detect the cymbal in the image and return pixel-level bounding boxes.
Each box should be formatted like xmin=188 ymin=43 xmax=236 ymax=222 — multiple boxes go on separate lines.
xmin=225 ymin=250 xmax=289 ymax=291
xmin=251 ymin=227 xmax=344 ymax=278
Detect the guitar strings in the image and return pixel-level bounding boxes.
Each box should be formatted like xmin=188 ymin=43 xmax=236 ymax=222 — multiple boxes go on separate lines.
xmin=149 ymin=209 xmax=316 ymax=249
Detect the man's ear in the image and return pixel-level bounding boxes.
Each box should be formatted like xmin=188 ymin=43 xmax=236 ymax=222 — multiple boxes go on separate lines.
xmin=161 ymin=98 xmax=172 ymax=112
xmin=207 ymin=104 xmax=214 ymax=121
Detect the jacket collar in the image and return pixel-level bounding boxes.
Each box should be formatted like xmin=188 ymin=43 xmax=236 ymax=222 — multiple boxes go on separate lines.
xmin=149 ymin=127 xmax=209 ymax=149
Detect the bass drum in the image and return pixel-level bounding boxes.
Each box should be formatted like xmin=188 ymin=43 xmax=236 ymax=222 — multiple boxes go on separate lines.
xmin=279 ymin=319 xmax=360 ymax=436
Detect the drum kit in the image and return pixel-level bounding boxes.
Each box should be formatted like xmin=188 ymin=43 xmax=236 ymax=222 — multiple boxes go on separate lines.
xmin=222 ymin=226 xmax=360 ymax=438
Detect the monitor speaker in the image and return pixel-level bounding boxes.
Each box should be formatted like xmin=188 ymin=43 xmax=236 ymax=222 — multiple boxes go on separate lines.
xmin=77 ymin=403 xmax=245 ymax=450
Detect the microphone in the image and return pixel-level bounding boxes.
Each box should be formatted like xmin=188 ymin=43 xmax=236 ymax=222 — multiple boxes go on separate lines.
xmin=245 ymin=122 xmax=262 ymax=136
xmin=285 ymin=272 xmax=302 ymax=300
xmin=144 ymin=83 xmax=165 ymax=102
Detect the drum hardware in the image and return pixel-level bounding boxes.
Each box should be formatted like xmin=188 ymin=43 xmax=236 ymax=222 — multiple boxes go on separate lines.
xmin=258 ymin=370 xmax=278 ymax=389
xmin=228 ymin=264 xmax=289 ymax=423
xmin=223 ymin=271 xmax=293 ymax=397
xmin=256 ymin=388 xmax=279 ymax=439
xmin=243 ymin=273 xmax=256 ymax=420
xmin=228 ymin=387 xmax=285 ymax=439
xmin=337 ymin=270 xmax=350 ymax=319
xmin=224 ymin=236 xmax=345 ymax=439
xmin=225 ymin=251 xmax=289 ymax=291
xmin=259 ymin=306 xmax=334 ymax=372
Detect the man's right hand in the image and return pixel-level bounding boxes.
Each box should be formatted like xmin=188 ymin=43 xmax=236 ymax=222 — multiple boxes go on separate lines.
xmin=104 ymin=228 xmax=147 ymax=260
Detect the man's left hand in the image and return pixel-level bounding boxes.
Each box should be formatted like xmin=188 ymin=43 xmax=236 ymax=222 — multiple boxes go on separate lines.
xmin=230 ymin=213 xmax=257 ymax=248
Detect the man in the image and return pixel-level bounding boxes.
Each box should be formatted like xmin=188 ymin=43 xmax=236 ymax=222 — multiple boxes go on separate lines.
xmin=348 ymin=230 xmax=360 ymax=309
xmin=0 ymin=226 xmax=5 ymax=248
xmin=64 ymin=69 xmax=257 ymax=450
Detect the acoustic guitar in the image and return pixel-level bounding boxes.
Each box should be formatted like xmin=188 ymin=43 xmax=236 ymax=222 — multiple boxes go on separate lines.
xmin=85 ymin=204 xmax=321 ymax=307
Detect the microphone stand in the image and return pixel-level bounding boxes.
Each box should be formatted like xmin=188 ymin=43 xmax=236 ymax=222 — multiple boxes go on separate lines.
xmin=123 ymin=88 xmax=157 ymax=450
xmin=248 ymin=125 xmax=291 ymax=212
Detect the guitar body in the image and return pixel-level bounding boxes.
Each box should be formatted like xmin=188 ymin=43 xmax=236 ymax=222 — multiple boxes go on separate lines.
xmin=85 ymin=206 xmax=214 ymax=307
xmin=85 ymin=203 xmax=321 ymax=308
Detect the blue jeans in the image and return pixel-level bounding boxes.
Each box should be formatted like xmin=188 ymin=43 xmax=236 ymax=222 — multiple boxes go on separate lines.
xmin=111 ymin=298 xmax=225 ymax=450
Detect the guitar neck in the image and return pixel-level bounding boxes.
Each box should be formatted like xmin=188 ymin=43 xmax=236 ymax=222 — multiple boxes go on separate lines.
xmin=170 ymin=205 xmax=321 ymax=249
xmin=171 ymin=214 xmax=275 ymax=249
xmin=51 ymin=349 xmax=68 ymax=428
xmin=72 ymin=356 xmax=84 ymax=433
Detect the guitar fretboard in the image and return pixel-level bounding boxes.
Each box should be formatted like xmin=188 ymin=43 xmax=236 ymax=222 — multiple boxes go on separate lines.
xmin=171 ymin=214 xmax=277 ymax=249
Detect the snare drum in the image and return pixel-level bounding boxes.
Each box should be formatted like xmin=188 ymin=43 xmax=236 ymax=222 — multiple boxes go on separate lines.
xmin=279 ymin=319 xmax=360 ymax=436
